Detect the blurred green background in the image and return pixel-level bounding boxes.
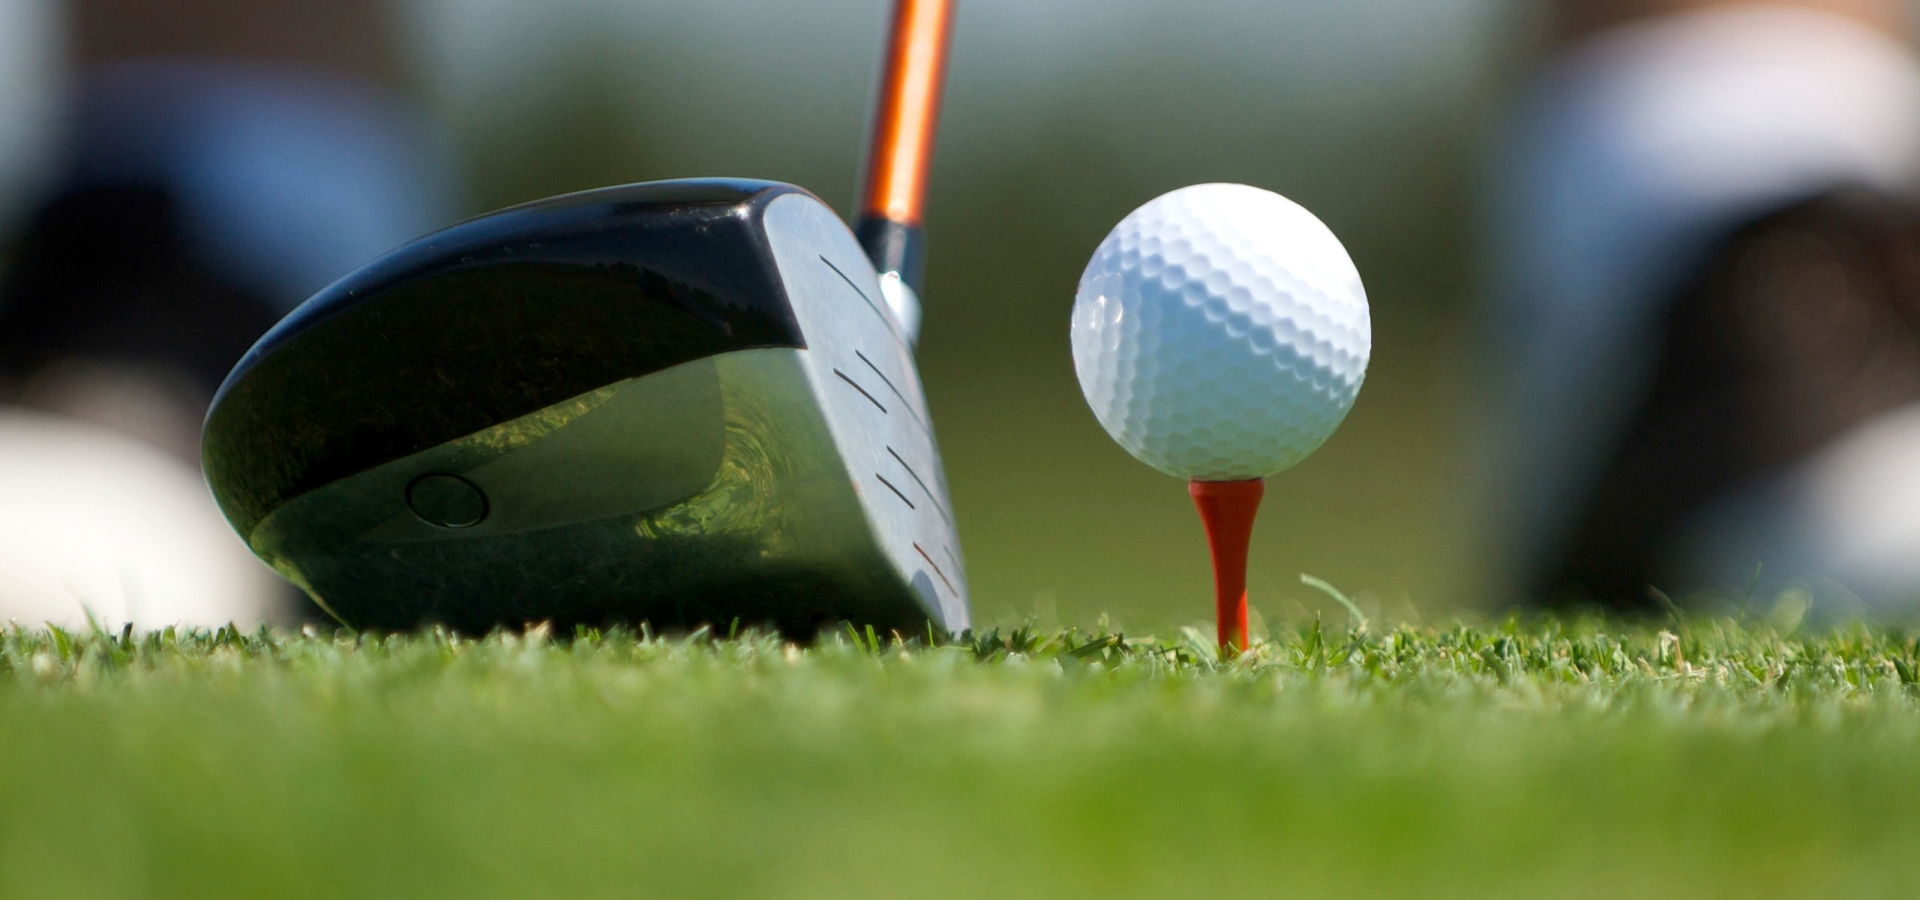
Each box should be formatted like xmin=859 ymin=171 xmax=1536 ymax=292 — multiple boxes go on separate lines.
xmin=404 ymin=0 xmax=1535 ymax=631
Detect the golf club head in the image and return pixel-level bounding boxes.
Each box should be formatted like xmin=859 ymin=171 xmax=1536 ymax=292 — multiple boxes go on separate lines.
xmin=203 ymin=178 xmax=970 ymax=635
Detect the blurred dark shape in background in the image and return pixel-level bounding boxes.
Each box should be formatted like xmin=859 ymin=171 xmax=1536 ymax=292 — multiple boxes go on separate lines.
xmin=1550 ymin=0 xmax=1907 ymax=42
xmin=0 ymin=0 xmax=453 ymax=627
xmin=1485 ymin=0 xmax=1920 ymax=616
xmin=1544 ymin=189 xmax=1920 ymax=608
xmin=71 ymin=0 xmax=398 ymax=83
xmin=1 ymin=61 xmax=452 ymax=449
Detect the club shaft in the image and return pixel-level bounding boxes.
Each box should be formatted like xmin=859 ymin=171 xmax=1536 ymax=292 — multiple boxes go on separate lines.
xmin=855 ymin=0 xmax=954 ymax=294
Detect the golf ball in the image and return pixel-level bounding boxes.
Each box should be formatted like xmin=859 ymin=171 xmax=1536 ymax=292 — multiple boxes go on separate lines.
xmin=1071 ymin=183 xmax=1370 ymax=480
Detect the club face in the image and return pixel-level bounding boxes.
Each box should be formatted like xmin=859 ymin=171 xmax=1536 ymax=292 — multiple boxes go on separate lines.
xmin=204 ymin=179 xmax=969 ymax=635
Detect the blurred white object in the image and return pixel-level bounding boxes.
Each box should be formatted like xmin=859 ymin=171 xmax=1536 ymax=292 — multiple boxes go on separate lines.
xmin=0 ymin=410 xmax=283 ymax=630
xmin=1483 ymin=6 xmax=1920 ymax=590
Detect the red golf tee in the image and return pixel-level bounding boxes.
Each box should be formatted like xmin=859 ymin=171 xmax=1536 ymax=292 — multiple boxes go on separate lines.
xmin=1189 ymin=478 xmax=1265 ymax=651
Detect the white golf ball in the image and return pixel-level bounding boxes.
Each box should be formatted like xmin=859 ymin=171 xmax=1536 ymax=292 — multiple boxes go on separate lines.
xmin=1071 ymin=183 xmax=1371 ymax=480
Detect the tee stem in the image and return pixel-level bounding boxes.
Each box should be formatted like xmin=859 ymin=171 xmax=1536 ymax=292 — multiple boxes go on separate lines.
xmin=1189 ymin=478 xmax=1265 ymax=652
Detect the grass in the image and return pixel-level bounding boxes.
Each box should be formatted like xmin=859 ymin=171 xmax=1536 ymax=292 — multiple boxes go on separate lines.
xmin=2 ymin=617 xmax=1919 ymax=898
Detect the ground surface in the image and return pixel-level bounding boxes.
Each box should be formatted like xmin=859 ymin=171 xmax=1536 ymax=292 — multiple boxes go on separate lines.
xmin=2 ymin=617 xmax=1917 ymax=899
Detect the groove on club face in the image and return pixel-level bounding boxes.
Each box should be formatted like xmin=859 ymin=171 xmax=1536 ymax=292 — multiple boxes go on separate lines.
xmin=204 ymin=179 xmax=969 ymax=635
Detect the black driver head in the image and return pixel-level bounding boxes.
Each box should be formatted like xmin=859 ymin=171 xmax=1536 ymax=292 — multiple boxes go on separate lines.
xmin=204 ymin=178 xmax=970 ymax=635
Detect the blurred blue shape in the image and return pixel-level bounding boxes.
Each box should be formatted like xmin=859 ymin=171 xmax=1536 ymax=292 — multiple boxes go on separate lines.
xmin=65 ymin=61 xmax=456 ymax=311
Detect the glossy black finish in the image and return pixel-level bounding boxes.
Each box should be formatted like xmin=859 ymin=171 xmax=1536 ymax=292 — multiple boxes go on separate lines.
xmin=205 ymin=179 xmax=813 ymax=537
xmin=854 ymin=217 xmax=926 ymax=293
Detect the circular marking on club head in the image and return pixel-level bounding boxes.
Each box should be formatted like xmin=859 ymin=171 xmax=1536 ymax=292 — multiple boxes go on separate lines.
xmin=406 ymin=474 xmax=488 ymax=528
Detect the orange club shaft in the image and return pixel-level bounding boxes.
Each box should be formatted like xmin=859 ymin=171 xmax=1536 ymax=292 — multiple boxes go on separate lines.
xmin=1189 ymin=478 xmax=1265 ymax=651
xmin=859 ymin=0 xmax=954 ymax=229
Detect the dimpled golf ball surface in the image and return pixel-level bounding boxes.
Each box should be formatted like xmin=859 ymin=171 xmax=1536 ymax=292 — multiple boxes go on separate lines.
xmin=1072 ymin=183 xmax=1371 ymax=480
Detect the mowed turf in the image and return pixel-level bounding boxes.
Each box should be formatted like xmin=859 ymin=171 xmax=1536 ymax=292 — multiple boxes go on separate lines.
xmin=2 ymin=618 xmax=1918 ymax=898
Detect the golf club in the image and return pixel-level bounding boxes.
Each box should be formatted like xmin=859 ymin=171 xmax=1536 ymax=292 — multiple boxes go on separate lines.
xmin=201 ymin=0 xmax=969 ymax=636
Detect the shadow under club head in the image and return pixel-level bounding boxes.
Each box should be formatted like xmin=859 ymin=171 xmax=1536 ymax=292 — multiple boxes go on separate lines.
xmin=203 ymin=178 xmax=970 ymax=635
